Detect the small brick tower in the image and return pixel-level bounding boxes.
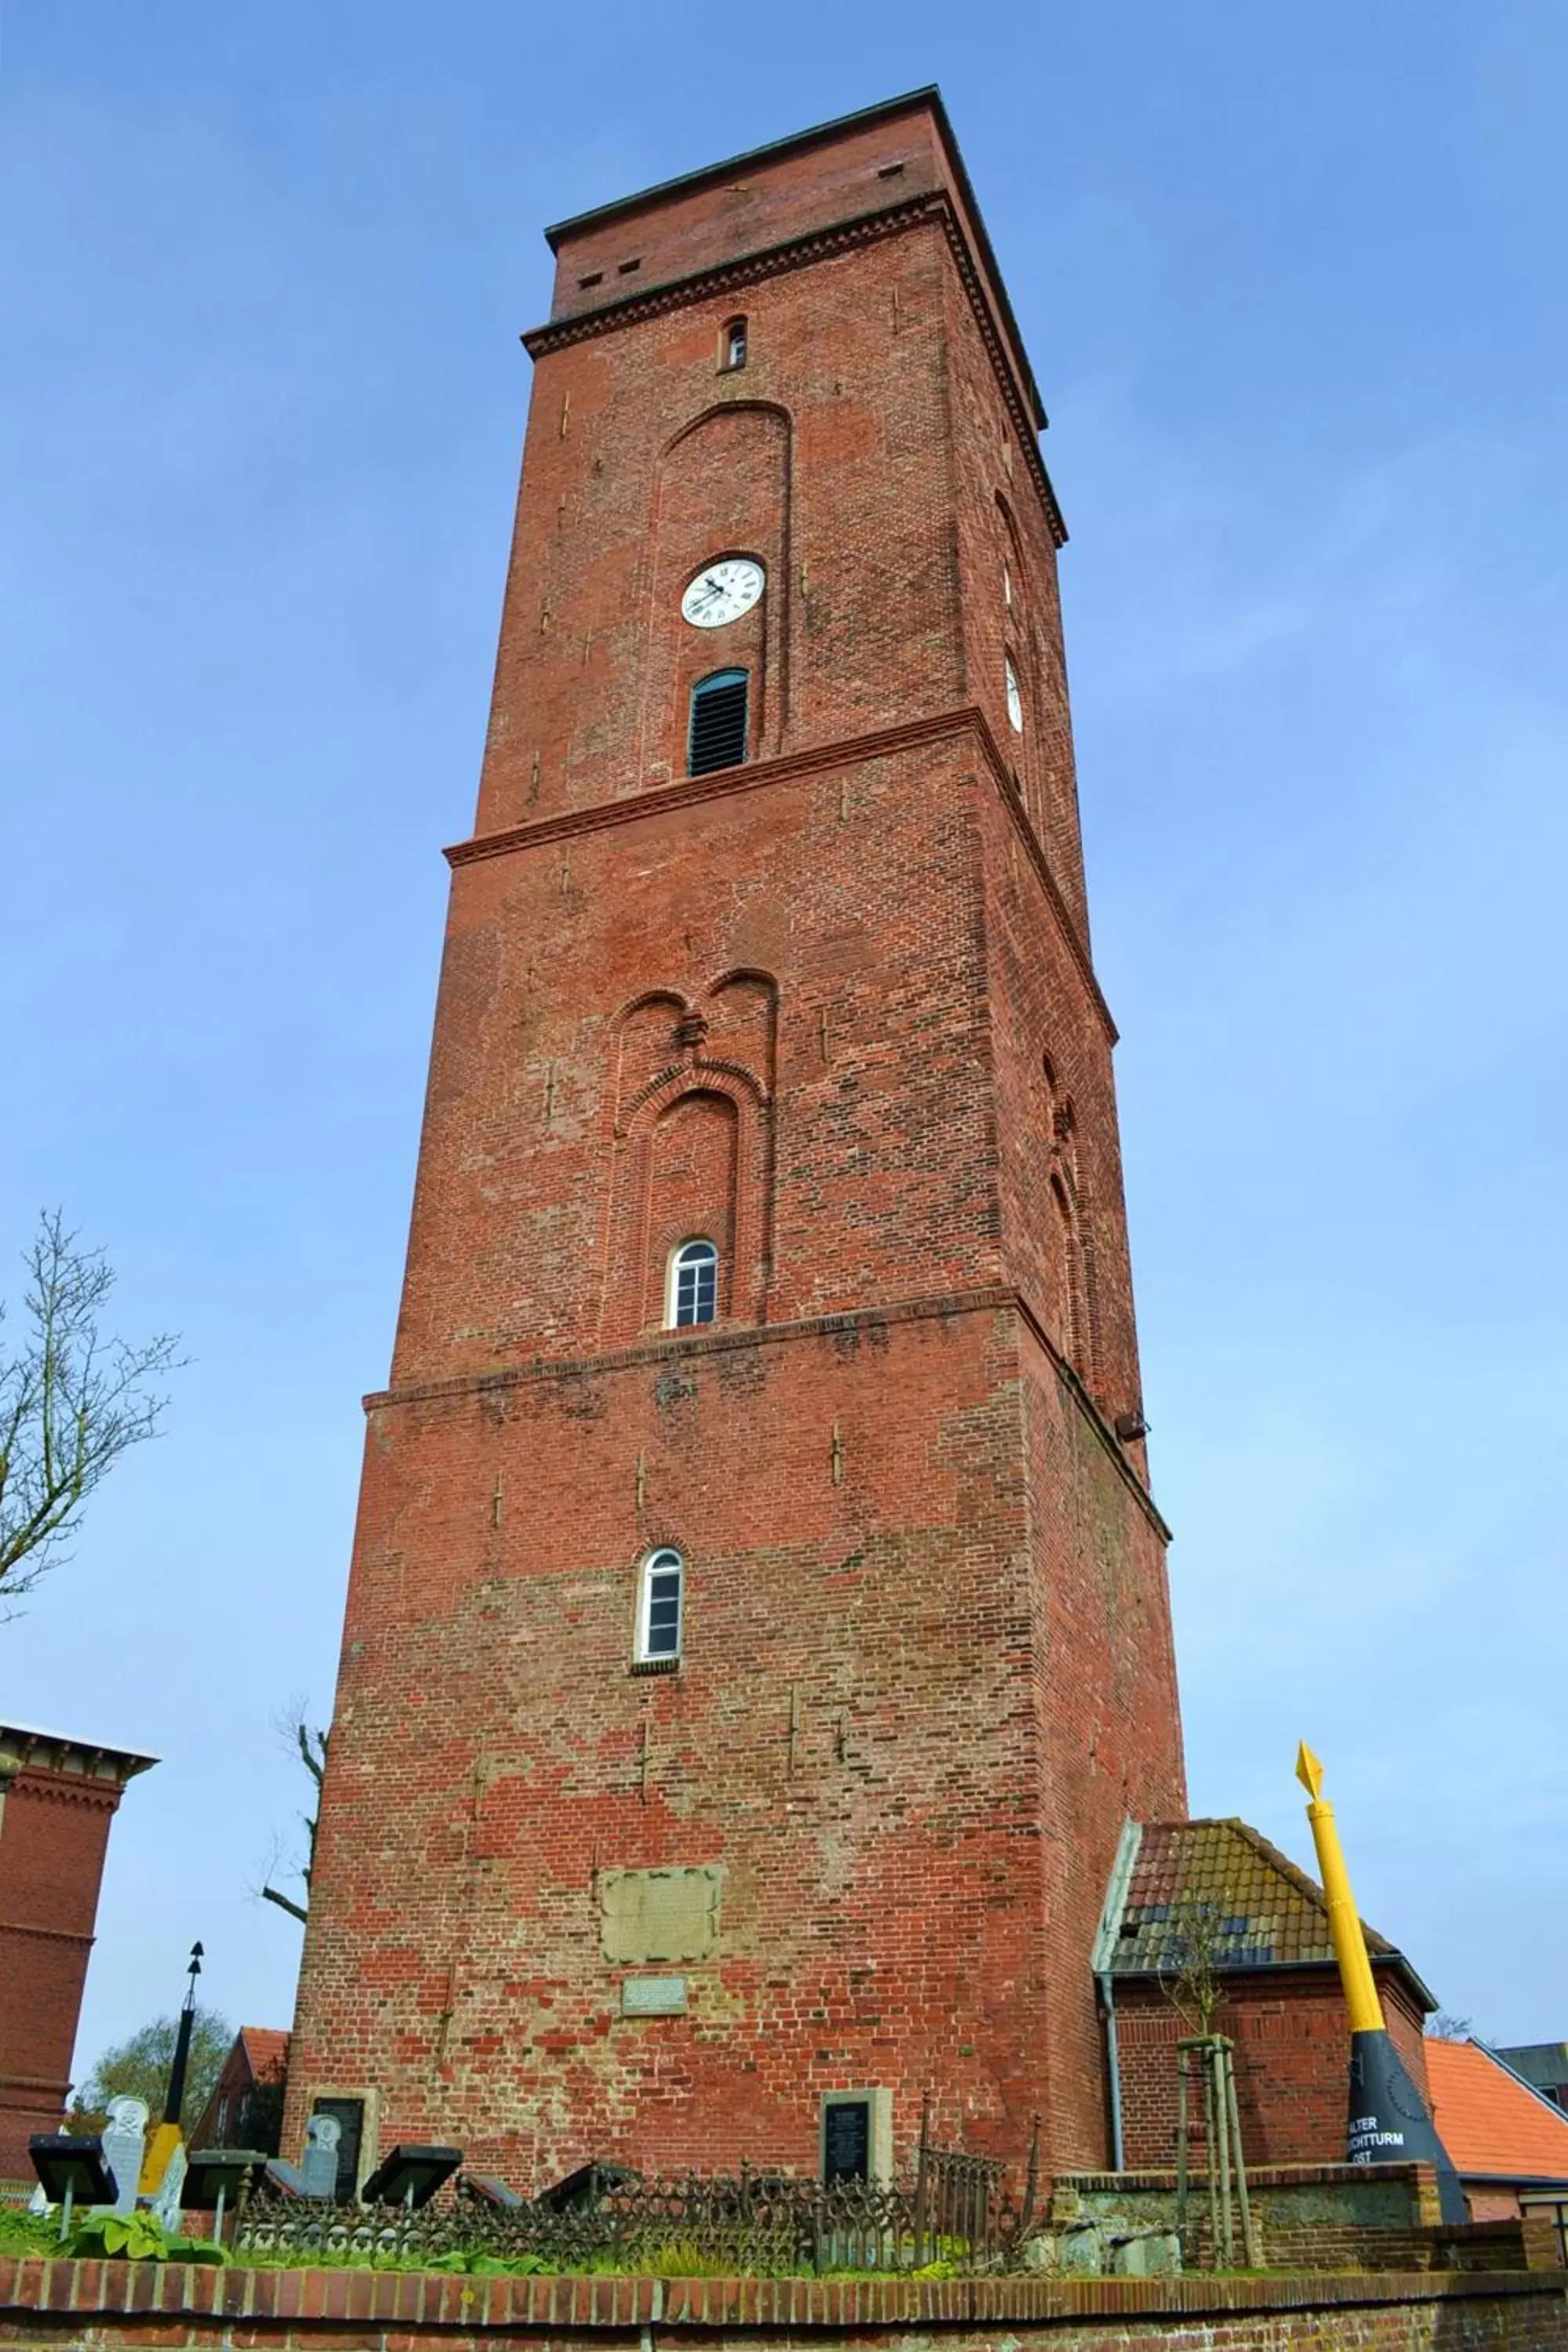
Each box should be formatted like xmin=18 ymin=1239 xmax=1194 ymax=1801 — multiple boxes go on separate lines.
xmin=289 ymin=89 xmax=1186 ymax=2191
xmin=0 ymin=1722 xmax=157 ymax=2179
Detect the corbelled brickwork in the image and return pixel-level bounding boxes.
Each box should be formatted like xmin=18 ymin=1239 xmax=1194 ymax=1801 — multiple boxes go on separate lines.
xmin=289 ymin=89 xmax=1186 ymax=2188
xmin=0 ymin=1726 xmax=155 ymax=2180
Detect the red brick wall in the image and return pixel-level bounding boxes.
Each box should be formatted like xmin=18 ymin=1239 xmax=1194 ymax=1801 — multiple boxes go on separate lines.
xmin=291 ymin=96 xmax=1185 ymax=2189
xmin=1114 ymin=1967 xmax=1433 ymax=2170
xmin=3 ymin=2258 xmax=1566 ymax=2352
xmin=0 ymin=1769 xmax=123 ymax=2177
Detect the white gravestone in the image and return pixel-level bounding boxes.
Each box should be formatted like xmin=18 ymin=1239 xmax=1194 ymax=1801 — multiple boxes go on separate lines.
xmin=102 ymin=2097 xmax=150 ymax=2215
xmin=149 ymin=2139 xmax=188 ymax=2233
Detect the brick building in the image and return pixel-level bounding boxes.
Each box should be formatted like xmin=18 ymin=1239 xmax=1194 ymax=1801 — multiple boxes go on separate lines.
xmin=190 ymin=2027 xmax=291 ymax=2157
xmin=1094 ymin=1817 xmax=1436 ymax=2174
xmin=286 ymin=87 xmax=1189 ymax=2190
xmin=0 ymin=1720 xmax=156 ymax=2181
xmin=1426 ymin=2038 xmax=1568 ymax=2224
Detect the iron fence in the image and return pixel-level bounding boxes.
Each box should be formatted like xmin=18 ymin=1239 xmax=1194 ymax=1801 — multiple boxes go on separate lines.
xmin=233 ymin=2110 xmax=1038 ymax=2276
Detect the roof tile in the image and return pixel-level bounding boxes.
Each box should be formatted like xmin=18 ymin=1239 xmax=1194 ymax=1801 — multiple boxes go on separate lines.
xmin=1427 ymin=2038 xmax=1568 ymax=2184
xmin=1112 ymin=1818 xmax=1396 ymax=1977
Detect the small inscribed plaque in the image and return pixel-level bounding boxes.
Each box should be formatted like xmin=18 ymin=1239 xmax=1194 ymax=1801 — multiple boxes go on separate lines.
xmin=822 ymin=2097 xmax=872 ymax=2183
xmin=621 ymin=1976 xmax=688 ymax=2016
xmin=599 ymin=1865 xmax=721 ymax=1963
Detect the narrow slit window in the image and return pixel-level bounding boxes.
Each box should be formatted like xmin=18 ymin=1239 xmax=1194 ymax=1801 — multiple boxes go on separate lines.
xmin=669 ymin=1237 xmax=718 ymax=1327
xmin=637 ymin=1548 xmax=684 ymax=1663
xmin=1004 ymin=654 xmax=1024 ymax=735
xmin=688 ymin=670 xmax=749 ymax=775
xmin=720 ymin=316 xmax=748 ymax=371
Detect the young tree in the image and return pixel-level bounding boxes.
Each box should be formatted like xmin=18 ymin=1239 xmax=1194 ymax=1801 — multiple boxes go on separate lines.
xmin=1160 ymin=1896 xmax=1229 ymax=2038
xmin=67 ymin=2006 xmax=232 ymax=2136
xmin=260 ymin=1704 xmax=328 ymax=1926
xmin=0 ymin=1210 xmax=183 ymax=1610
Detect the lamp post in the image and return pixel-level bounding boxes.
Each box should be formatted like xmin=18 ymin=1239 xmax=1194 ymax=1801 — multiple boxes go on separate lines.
xmin=163 ymin=1944 xmax=204 ymax=2128
xmin=1296 ymin=1745 xmax=1464 ymax=2223
xmin=137 ymin=1942 xmax=203 ymax=2197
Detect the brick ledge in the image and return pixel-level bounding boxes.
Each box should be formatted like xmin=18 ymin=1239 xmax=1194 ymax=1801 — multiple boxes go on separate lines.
xmin=444 ymin=704 xmax=1113 ymax=1047
xmin=0 ymin=2256 xmax=1559 ymax=2335
xmin=365 ymin=1287 xmax=1170 ymax=1541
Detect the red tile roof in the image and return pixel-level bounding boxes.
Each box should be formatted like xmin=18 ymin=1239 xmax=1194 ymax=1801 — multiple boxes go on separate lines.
xmin=1427 ymin=2038 xmax=1568 ymax=2184
xmin=238 ymin=2027 xmax=290 ymax=2082
xmin=1112 ymin=1819 xmax=1399 ymax=1974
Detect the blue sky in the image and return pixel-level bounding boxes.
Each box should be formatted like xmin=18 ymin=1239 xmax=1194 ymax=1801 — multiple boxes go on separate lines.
xmin=2 ymin=2 xmax=1564 ymax=2082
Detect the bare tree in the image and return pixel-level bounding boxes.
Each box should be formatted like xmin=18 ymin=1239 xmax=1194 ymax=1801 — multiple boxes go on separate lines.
xmin=0 ymin=1210 xmax=183 ymax=1610
xmin=261 ymin=1700 xmax=329 ymax=1925
xmin=1160 ymin=1896 xmax=1228 ymax=2038
xmin=1425 ymin=2010 xmax=1475 ymax=2040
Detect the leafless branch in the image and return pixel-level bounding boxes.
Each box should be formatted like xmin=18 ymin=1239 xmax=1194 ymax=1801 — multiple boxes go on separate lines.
xmin=1160 ymin=1896 xmax=1228 ymax=2038
xmin=256 ymin=1703 xmax=330 ymax=1926
xmin=0 ymin=1211 xmax=184 ymax=1607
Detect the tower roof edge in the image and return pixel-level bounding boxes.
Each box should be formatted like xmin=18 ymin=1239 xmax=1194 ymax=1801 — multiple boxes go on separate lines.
xmin=542 ymin=88 xmax=1047 ymax=432
xmin=543 ymin=87 xmax=946 ymax=251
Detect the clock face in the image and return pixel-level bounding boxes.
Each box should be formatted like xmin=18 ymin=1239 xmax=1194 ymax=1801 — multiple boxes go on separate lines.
xmin=681 ymin=557 xmax=765 ymax=629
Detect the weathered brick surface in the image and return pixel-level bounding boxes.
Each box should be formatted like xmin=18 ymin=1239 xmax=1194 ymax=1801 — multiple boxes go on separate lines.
xmin=2 ymin=2256 xmax=1566 ymax=2352
xmin=1114 ymin=1970 xmax=1432 ymax=2172
xmin=289 ymin=95 xmax=1185 ymax=2187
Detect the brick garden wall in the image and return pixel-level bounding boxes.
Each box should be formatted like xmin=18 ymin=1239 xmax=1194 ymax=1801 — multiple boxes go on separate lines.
xmin=3 ymin=2258 xmax=1566 ymax=2352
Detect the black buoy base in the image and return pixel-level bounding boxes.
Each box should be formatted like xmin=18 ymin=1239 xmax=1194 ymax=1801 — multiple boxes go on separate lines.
xmin=1348 ymin=2027 xmax=1466 ymax=2224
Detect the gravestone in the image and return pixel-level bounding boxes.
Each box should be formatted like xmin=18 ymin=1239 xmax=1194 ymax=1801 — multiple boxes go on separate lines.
xmin=102 ymin=2098 xmax=149 ymax=2215
xmin=300 ymin=2111 xmax=341 ymax=2200
xmin=149 ymin=2140 xmax=188 ymax=2234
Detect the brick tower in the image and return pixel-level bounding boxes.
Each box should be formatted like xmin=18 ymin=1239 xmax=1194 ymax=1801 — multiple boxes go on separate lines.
xmin=289 ymin=89 xmax=1186 ymax=2192
xmin=0 ymin=1721 xmax=157 ymax=2178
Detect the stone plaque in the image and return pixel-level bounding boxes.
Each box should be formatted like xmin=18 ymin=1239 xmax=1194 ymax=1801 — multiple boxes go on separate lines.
xmin=599 ymin=1865 xmax=721 ymax=1963
xmin=822 ymin=2096 xmax=871 ymax=2182
xmin=621 ymin=1975 xmax=688 ymax=2016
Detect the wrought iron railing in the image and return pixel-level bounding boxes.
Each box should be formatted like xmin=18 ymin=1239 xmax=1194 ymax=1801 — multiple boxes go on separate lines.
xmin=233 ymin=2111 xmax=1039 ymax=2276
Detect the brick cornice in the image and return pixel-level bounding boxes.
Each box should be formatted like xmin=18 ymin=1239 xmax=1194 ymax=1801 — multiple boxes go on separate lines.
xmin=0 ymin=1918 xmax=94 ymax=1948
xmin=522 ymin=192 xmax=1068 ymax=548
xmin=445 ymin=704 xmax=1114 ymax=1044
xmin=6 ymin=1771 xmax=122 ymax=1813
xmin=368 ymin=1287 xmax=1167 ymax=1539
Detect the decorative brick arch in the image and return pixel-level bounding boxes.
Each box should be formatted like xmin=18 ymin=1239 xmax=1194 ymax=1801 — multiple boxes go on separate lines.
xmin=601 ymin=982 xmax=776 ymax=1345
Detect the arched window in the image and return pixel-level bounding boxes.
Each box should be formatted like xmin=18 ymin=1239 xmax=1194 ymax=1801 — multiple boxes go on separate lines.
xmin=1004 ymin=654 xmax=1025 ymax=735
xmin=637 ymin=1548 xmax=684 ymax=1663
xmin=668 ymin=1237 xmax=718 ymax=1327
xmin=1051 ymin=1172 xmax=1087 ymax=1376
xmin=688 ymin=669 xmax=749 ymax=775
xmin=720 ymin=315 xmax=748 ymax=371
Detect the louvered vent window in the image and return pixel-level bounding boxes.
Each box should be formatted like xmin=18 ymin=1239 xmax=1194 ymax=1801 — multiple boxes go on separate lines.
xmin=688 ymin=669 xmax=749 ymax=775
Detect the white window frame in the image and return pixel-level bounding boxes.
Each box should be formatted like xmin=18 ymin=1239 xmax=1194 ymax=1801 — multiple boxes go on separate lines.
xmin=637 ymin=1548 xmax=684 ymax=1664
xmin=666 ymin=1236 xmax=719 ymax=1328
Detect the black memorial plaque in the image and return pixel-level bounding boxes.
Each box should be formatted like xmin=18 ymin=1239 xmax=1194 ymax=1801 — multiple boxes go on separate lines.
xmin=822 ymin=2098 xmax=871 ymax=2183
